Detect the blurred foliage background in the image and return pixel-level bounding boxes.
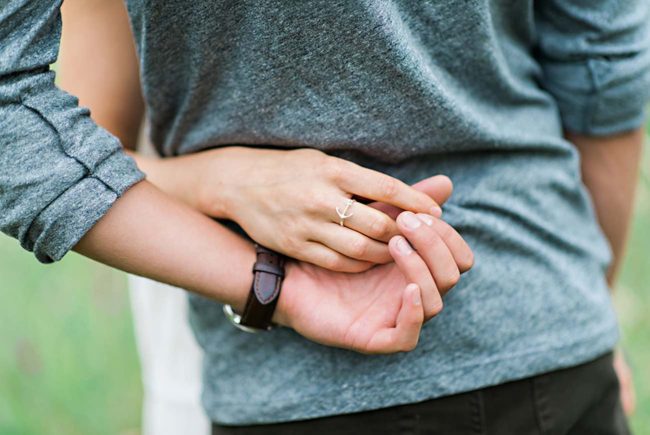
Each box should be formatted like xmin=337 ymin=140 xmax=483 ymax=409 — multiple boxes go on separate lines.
xmin=0 ymin=130 xmax=648 ymax=434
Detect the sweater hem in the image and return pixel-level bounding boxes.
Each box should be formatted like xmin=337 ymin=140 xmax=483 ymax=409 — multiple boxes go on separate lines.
xmin=206 ymin=322 xmax=619 ymax=425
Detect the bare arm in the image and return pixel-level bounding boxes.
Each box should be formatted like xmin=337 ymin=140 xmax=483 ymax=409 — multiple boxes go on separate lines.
xmin=60 ymin=0 xmax=144 ymax=150
xmin=566 ymin=128 xmax=644 ymax=286
xmin=74 ymin=180 xmax=255 ymax=308
xmin=567 ymin=128 xmax=644 ymax=416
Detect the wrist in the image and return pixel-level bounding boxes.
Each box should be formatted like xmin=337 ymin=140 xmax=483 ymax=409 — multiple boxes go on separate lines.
xmin=224 ymin=244 xmax=289 ymax=331
xmin=138 ymin=152 xmax=214 ymax=214
xmin=272 ymin=260 xmax=295 ymax=328
xmin=272 ymin=296 xmax=292 ymax=329
xmin=194 ymin=146 xmax=251 ymax=220
xmin=272 ymin=260 xmax=299 ymax=328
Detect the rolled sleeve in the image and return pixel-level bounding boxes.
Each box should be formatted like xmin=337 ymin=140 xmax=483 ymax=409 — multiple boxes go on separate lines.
xmin=0 ymin=1 xmax=145 ymax=263
xmin=535 ymin=0 xmax=650 ymax=135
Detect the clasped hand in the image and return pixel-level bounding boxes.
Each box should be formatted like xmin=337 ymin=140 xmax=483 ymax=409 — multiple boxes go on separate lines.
xmin=274 ymin=205 xmax=473 ymax=354
xmin=142 ymin=146 xmax=474 ymax=354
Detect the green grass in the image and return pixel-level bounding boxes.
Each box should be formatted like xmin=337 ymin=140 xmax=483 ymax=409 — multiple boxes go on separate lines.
xmin=0 ymin=141 xmax=648 ymax=434
xmin=0 ymin=245 xmax=142 ymax=435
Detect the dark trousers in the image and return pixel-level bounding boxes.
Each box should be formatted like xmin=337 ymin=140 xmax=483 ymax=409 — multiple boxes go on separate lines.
xmin=212 ymin=352 xmax=629 ymax=435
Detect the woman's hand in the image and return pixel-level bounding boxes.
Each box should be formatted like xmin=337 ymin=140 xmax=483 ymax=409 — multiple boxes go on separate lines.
xmin=137 ymin=146 xmax=446 ymax=272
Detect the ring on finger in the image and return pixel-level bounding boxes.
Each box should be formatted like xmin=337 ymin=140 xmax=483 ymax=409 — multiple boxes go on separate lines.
xmin=335 ymin=198 xmax=356 ymax=227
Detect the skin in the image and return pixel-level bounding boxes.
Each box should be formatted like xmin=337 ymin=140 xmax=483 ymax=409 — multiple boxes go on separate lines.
xmin=566 ymin=129 xmax=644 ymax=286
xmin=60 ymin=0 xmax=640 ymax=409
xmin=60 ymin=0 xmax=143 ymax=151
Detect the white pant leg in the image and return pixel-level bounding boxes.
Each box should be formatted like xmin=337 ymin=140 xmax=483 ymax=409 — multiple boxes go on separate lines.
xmin=128 ymin=275 xmax=210 ymax=435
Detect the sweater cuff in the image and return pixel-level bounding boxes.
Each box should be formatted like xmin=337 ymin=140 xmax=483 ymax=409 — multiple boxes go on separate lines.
xmin=26 ymin=152 xmax=145 ymax=263
xmin=541 ymin=50 xmax=650 ymax=136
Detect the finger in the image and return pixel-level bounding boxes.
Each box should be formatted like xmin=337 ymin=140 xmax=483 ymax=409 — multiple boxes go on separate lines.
xmin=614 ymin=350 xmax=636 ymax=416
xmin=389 ymin=235 xmax=442 ymax=320
xmin=411 ymin=175 xmax=453 ymax=206
xmin=331 ymin=159 xmax=442 ymax=216
xmin=297 ymin=241 xmax=374 ymax=273
xmin=312 ymin=223 xmax=393 ymax=264
xmin=330 ymin=199 xmax=400 ymax=243
xmin=365 ymin=283 xmax=423 ymax=354
xmin=415 ymin=213 xmax=474 ymax=273
xmin=367 ymin=175 xmax=454 ymax=220
xmin=397 ymin=211 xmax=460 ymax=295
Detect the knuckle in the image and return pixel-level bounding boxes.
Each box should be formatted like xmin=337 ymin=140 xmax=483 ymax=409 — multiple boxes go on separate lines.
xmin=401 ymin=337 xmax=418 ymax=352
xmin=309 ymin=192 xmax=330 ymax=214
xmin=438 ymin=268 xmax=460 ymax=291
xmin=304 ymin=200 xmax=320 ymax=215
xmin=426 ymin=300 xmax=444 ymax=319
xmin=278 ymin=232 xmax=298 ymax=253
xmin=449 ymin=268 xmax=461 ymax=285
xmin=323 ymin=158 xmax=347 ymax=182
xmin=436 ymin=221 xmax=456 ymax=241
xmin=322 ymin=253 xmax=344 ymax=271
xmin=348 ymin=237 xmax=370 ymax=258
xmin=370 ymin=216 xmax=393 ymax=239
xmin=421 ymin=227 xmax=443 ymax=246
xmin=379 ymin=176 xmax=399 ymax=198
xmin=460 ymin=249 xmax=475 ymax=272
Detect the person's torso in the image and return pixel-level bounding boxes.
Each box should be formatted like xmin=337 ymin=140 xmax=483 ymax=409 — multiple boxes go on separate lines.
xmin=125 ymin=0 xmax=618 ymax=424
xmin=126 ymin=0 xmax=565 ymax=160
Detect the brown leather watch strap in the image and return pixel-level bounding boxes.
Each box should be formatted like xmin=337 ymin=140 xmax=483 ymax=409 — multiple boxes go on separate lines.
xmin=240 ymin=244 xmax=286 ymax=330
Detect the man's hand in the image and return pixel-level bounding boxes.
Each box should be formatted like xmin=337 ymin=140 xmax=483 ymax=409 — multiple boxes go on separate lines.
xmin=614 ymin=349 xmax=636 ymax=416
xmin=273 ymin=209 xmax=474 ymax=354
xmin=276 ymin=260 xmax=426 ymax=354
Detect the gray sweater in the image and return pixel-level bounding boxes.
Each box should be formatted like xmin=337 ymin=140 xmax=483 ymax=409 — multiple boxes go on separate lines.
xmin=2 ymin=0 xmax=649 ymax=425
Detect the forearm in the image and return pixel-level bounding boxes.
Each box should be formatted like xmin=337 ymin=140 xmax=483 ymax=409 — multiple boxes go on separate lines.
xmin=125 ymin=149 xmax=218 ymax=214
xmin=73 ymin=180 xmax=255 ymax=309
xmin=566 ymin=127 xmax=645 ymax=285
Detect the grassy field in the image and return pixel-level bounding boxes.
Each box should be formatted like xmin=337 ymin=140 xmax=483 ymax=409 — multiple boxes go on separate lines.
xmin=0 ymin=143 xmax=648 ymax=434
xmin=0 ymin=244 xmax=142 ymax=434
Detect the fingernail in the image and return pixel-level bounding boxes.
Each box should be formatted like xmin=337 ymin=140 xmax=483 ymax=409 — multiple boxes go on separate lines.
xmin=400 ymin=211 xmax=421 ymax=229
xmin=396 ymin=236 xmax=414 ymax=255
xmin=430 ymin=205 xmax=442 ymax=218
xmin=416 ymin=213 xmax=434 ymax=226
xmin=409 ymin=284 xmax=421 ymax=306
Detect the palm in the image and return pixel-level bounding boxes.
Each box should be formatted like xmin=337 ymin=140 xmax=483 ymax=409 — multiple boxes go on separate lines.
xmin=280 ymin=260 xmax=413 ymax=353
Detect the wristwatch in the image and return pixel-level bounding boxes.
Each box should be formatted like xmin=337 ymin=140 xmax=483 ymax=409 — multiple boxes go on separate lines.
xmin=223 ymin=244 xmax=286 ymax=332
